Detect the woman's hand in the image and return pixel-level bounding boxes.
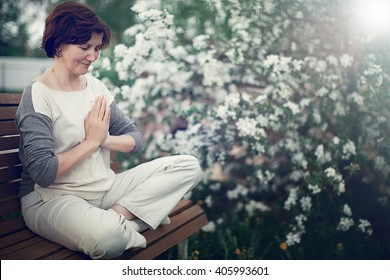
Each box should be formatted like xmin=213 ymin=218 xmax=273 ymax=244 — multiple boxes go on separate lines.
xmin=84 ymin=95 xmax=110 ymax=148
xmin=55 ymin=96 xmax=111 ymax=180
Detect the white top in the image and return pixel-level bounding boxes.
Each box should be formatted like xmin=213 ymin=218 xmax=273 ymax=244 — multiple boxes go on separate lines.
xmin=31 ymin=76 xmax=115 ymax=201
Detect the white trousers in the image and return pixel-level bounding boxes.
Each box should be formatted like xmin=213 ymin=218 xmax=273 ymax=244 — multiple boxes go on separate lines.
xmin=21 ymin=155 xmax=202 ymax=259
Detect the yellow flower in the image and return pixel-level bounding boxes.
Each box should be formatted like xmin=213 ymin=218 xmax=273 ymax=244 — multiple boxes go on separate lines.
xmin=194 ymin=250 xmax=200 ymax=256
xmin=234 ymin=248 xmax=241 ymax=255
xmin=280 ymin=242 xmax=288 ymax=251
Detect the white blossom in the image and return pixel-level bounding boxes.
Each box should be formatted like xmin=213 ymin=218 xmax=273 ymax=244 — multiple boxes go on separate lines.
xmin=286 ymin=232 xmax=302 ymax=246
xmin=342 ymin=204 xmax=353 ymax=216
xmin=205 ymin=195 xmax=213 ymax=207
xmin=202 ymin=221 xmax=216 ymax=232
xmin=342 ymin=140 xmax=357 ymax=160
xmin=308 ymin=184 xmax=321 ymax=194
xmin=284 ymin=187 xmax=299 ymax=210
xmin=245 ymin=200 xmax=271 ymax=216
xmin=325 ymin=167 xmax=337 ymax=178
xmin=340 ymin=54 xmax=353 ymax=68
xmin=358 ymin=219 xmax=373 ymax=236
xmin=337 ymin=181 xmax=346 ymax=195
xmin=332 ymin=136 xmax=340 ymax=145
xmin=315 ymin=144 xmax=331 ymax=163
xmin=285 ymin=214 xmax=307 ymax=246
xmin=292 ymin=152 xmax=308 ymax=169
xmin=114 ymin=44 xmax=128 ymax=57
xmin=193 ymin=34 xmax=210 ymax=50
xmin=337 ymin=217 xmax=354 ymax=231
xmin=202 ymin=58 xmax=231 ymax=87
xmin=236 ymin=117 xmax=266 ymax=140
xmin=101 ymin=57 xmax=111 ymax=71
xmin=227 ymin=184 xmax=248 ymax=200
xmin=284 ymin=101 xmax=300 ymax=115
xmin=348 ymin=92 xmax=364 ymax=106
xmin=374 ymin=156 xmax=386 ymax=171
xmin=300 ymin=196 xmax=312 ymax=211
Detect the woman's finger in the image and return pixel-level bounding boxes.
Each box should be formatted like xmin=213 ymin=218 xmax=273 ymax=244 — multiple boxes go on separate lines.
xmin=99 ymin=97 xmax=106 ymax=120
xmin=103 ymin=107 xmax=111 ymax=125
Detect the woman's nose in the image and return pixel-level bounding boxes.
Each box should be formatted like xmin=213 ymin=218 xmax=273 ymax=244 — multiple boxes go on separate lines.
xmin=87 ymin=50 xmax=99 ymax=62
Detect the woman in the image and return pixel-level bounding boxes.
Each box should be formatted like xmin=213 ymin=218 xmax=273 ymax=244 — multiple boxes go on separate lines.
xmin=16 ymin=1 xmax=201 ymax=259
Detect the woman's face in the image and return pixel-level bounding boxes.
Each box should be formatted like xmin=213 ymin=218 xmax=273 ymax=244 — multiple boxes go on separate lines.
xmin=58 ymin=32 xmax=104 ymax=76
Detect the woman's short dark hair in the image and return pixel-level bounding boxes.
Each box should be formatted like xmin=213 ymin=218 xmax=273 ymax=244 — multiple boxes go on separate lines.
xmin=41 ymin=1 xmax=111 ymax=58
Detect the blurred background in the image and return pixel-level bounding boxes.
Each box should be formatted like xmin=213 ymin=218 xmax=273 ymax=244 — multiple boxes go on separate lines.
xmin=1 ymin=0 xmax=389 ymax=259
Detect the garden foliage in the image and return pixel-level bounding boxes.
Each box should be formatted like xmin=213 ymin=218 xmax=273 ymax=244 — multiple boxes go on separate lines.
xmin=94 ymin=0 xmax=390 ymax=259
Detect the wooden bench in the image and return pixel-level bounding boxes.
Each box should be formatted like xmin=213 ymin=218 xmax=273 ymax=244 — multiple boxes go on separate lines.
xmin=0 ymin=93 xmax=208 ymax=260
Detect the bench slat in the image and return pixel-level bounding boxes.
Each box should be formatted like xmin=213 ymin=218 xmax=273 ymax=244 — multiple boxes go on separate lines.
xmin=0 ymin=236 xmax=45 ymax=258
xmin=44 ymin=247 xmax=81 ymax=260
xmin=0 ymin=217 xmax=26 ymax=237
xmin=0 ymin=121 xmax=18 ymax=136
xmin=0 ymin=136 xmax=20 ymax=151
xmin=1 ymin=238 xmax=64 ymax=260
xmin=144 ymin=205 xmax=205 ymax=245
xmin=0 ymin=181 xmax=20 ymax=199
xmin=0 ymin=229 xmax=36 ymax=250
xmin=0 ymin=106 xmax=18 ymax=121
xmin=0 ymin=94 xmax=22 ymax=105
xmin=132 ymin=213 xmax=208 ymax=260
xmin=0 ymin=197 xmax=21 ymax=216
xmin=0 ymin=165 xmax=23 ymax=183
xmin=122 ymin=204 xmax=207 ymax=260
xmin=0 ymin=152 xmax=21 ymax=168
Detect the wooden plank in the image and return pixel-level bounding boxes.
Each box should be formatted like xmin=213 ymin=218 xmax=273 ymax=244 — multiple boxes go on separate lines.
xmin=143 ymin=205 xmax=205 ymax=245
xmin=0 ymin=136 xmax=20 ymax=151
xmin=0 ymin=197 xmax=21 ymax=216
xmin=44 ymin=247 xmax=80 ymax=260
xmin=0 ymin=181 xmax=20 ymax=199
xmin=0 ymin=165 xmax=23 ymax=183
xmin=64 ymin=251 xmax=91 ymax=260
xmin=0 ymin=217 xmax=26 ymax=237
xmin=0 ymin=121 xmax=18 ymax=136
xmin=0 ymin=236 xmax=44 ymax=258
xmin=0 ymin=229 xmax=36 ymax=250
xmin=0 ymin=152 xmax=21 ymax=168
xmin=131 ymin=213 xmax=207 ymax=260
xmin=0 ymin=106 xmax=18 ymax=121
xmin=0 ymin=94 xmax=22 ymax=105
xmin=0 ymin=239 xmax=64 ymax=260
xmin=169 ymin=199 xmax=192 ymax=216
xmin=117 ymin=205 xmax=207 ymax=260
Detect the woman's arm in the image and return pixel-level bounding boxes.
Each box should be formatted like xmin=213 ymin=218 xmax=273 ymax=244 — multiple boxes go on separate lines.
xmin=101 ymin=134 xmax=136 ymax=153
xmin=107 ymin=101 xmax=144 ymax=154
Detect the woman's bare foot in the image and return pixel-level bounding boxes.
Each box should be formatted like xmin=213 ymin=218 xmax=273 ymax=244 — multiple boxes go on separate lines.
xmin=111 ymin=203 xmax=136 ymax=220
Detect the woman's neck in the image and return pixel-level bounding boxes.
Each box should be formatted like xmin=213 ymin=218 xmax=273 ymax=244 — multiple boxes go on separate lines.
xmin=51 ymin=63 xmax=86 ymax=92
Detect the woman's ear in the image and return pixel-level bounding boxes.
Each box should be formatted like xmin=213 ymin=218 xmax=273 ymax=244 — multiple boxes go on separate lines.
xmin=55 ymin=47 xmax=62 ymax=57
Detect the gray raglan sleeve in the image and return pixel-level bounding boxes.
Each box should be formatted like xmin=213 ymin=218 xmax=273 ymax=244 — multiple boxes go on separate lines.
xmin=108 ymin=101 xmax=145 ymax=154
xmin=16 ymin=86 xmax=58 ymax=190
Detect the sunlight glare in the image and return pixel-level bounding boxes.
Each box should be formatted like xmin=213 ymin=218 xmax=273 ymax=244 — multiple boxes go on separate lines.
xmin=353 ymin=0 xmax=390 ymax=33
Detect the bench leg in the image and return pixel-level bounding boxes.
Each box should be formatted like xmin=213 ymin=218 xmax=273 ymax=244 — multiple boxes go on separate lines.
xmin=178 ymin=239 xmax=188 ymax=259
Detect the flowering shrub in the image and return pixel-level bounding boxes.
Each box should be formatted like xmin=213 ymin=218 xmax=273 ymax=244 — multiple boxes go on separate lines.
xmin=94 ymin=0 xmax=390 ymax=259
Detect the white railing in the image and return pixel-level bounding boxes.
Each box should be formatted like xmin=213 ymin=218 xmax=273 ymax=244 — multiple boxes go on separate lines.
xmin=0 ymin=56 xmax=52 ymax=92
